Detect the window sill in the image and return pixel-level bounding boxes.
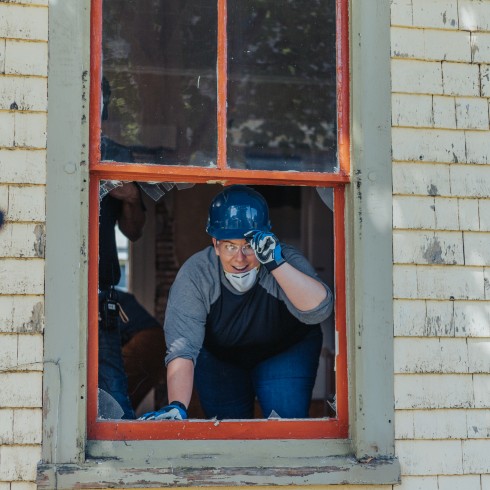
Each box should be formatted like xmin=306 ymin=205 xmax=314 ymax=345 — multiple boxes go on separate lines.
xmin=37 ymin=440 xmax=400 ymax=488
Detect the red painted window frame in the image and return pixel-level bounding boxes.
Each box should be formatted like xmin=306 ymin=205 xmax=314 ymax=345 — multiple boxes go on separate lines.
xmin=87 ymin=0 xmax=350 ymax=440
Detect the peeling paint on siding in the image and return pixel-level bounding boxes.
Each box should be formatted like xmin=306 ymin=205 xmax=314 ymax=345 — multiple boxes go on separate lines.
xmin=21 ymin=301 xmax=44 ymax=333
xmin=33 ymin=223 xmax=45 ymax=257
xmin=427 ymin=184 xmax=439 ymax=196
xmin=422 ymin=237 xmax=444 ymax=264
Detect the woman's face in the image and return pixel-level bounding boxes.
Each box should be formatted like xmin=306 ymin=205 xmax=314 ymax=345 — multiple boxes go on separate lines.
xmin=212 ymin=238 xmax=260 ymax=274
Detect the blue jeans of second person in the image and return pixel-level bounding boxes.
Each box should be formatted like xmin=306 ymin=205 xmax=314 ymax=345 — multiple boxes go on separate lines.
xmin=194 ymin=327 xmax=322 ymax=419
xmin=99 ymin=323 xmax=135 ymax=419
xmin=98 ymin=289 xmax=160 ymax=420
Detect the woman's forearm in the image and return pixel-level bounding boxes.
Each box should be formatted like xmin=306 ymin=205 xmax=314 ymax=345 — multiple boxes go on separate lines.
xmin=166 ymin=357 xmax=195 ymax=408
xmin=271 ymin=262 xmax=328 ymax=311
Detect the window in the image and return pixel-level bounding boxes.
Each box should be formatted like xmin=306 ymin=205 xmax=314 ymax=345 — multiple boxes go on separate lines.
xmin=40 ymin=0 xmax=398 ymax=486
xmin=88 ymin=0 xmax=349 ymax=441
xmin=91 ymin=0 xmax=350 ymax=177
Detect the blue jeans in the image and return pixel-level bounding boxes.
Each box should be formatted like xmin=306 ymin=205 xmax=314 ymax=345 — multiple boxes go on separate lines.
xmin=99 ymin=324 xmax=135 ymax=419
xmin=98 ymin=289 xmax=160 ymax=420
xmin=194 ymin=327 xmax=322 ymax=419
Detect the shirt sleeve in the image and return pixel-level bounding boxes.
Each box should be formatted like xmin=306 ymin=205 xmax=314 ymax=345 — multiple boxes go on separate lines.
xmin=163 ymin=248 xmax=220 ymax=366
xmin=260 ymin=244 xmax=334 ymax=325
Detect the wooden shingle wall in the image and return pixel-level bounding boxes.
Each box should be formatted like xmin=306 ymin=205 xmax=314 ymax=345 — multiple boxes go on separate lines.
xmin=0 ymin=0 xmax=47 ymax=487
xmin=392 ymin=0 xmax=490 ymax=489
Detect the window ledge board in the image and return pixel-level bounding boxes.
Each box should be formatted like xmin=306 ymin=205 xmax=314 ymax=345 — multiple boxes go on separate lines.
xmin=38 ymin=451 xmax=400 ymax=488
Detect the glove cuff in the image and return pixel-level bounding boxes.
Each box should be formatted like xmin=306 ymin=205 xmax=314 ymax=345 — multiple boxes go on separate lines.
xmin=169 ymin=400 xmax=187 ymax=410
xmin=169 ymin=400 xmax=188 ymax=419
xmin=264 ymin=256 xmax=286 ymax=272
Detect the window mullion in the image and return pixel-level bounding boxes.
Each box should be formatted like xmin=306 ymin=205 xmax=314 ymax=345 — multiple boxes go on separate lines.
xmin=334 ymin=186 xmax=348 ymax=436
xmin=337 ymin=0 xmax=350 ymax=176
xmin=87 ymin=177 xmax=100 ymax=439
xmin=217 ymin=0 xmax=228 ymax=169
xmin=89 ymin=0 xmax=102 ymax=168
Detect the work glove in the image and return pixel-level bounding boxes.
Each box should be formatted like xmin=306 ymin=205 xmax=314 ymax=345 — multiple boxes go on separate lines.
xmin=138 ymin=401 xmax=188 ymax=421
xmin=245 ymin=230 xmax=285 ymax=272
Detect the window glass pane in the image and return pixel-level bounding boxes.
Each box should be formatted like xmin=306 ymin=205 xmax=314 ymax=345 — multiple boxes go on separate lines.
xmin=102 ymin=0 xmax=217 ymax=166
xmin=227 ymin=0 xmax=337 ymax=172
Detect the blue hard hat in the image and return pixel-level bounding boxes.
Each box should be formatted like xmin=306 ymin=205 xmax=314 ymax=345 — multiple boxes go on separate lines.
xmin=206 ymin=185 xmax=271 ymax=239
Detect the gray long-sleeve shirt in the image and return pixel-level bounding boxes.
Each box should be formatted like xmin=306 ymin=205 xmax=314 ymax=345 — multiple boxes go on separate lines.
xmin=164 ymin=244 xmax=333 ymax=368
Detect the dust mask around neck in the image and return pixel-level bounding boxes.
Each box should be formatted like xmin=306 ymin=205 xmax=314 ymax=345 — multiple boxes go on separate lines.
xmin=224 ymin=267 xmax=259 ymax=293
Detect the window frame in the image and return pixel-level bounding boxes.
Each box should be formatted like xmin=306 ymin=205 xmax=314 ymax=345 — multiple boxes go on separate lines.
xmin=87 ymin=183 xmax=348 ymax=441
xmin=89 ymin=0 xmax=351 ymax=183
xmin=40 ymin=0 xmax=399 ymax=486
xmin=87 ymin=0 xmax=349 ymax=441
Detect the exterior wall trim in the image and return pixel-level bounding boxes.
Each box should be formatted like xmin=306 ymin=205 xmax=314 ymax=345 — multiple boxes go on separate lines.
xmin=43 ymin=0 xmax=90 ymax=464
xmin=349 ymin=0 xmax=395 ymax=457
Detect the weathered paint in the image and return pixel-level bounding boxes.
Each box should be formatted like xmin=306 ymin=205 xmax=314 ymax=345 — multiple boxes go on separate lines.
xmin=349 ymin=0 xmax=394 ymax=458
xmin=42 ymin=0 xmax=90 ymax=465
xmin=37 ymin=457 xmax=400 ymax=489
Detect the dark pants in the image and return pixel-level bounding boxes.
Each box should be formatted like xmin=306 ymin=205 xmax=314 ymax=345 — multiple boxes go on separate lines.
xmin=194 ymin=327 xmax=322 ymax=419
xmin=98 ymin=289 xmax=163 ymax=419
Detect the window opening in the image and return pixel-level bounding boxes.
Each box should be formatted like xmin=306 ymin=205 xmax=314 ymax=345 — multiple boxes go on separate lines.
xmin=89 ymin=182 xmax=347 ymax=439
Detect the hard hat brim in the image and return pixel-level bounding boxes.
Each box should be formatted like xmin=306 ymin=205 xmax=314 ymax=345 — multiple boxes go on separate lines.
xmin=207 ymin=224 xmax=270 ymax=240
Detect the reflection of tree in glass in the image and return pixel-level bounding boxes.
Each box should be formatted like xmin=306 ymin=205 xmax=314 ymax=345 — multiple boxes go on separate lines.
xmin=158 ymin=0 xmax=217 ymax=161
xmin=101 ymin=0 xmax=335 ymax=168
xmin=102 ymin=0 xmax=217 ymax=164
xmin=102 ymin=0 xmax=143 ymax=146
xmin=228 ymin=0 xmax=337 ymax=168
xmin=178 ymin=2 xmax=218 ymax=162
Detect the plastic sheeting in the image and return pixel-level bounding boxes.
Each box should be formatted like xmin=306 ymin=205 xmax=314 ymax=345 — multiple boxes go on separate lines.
xmin=99 ymin=180 xmax=194 ymax=202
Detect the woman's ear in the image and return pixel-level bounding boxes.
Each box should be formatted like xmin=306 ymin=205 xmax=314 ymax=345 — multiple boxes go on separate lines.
xmin=212 ymin=238 xmax=219 ymax=256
